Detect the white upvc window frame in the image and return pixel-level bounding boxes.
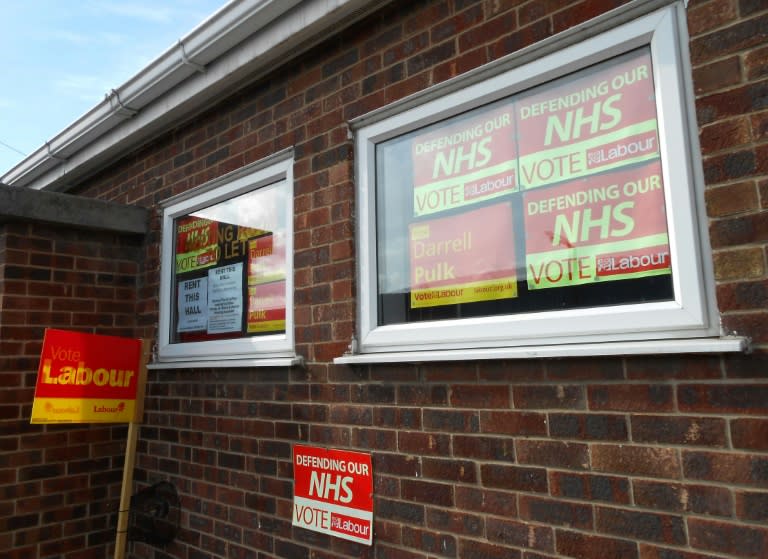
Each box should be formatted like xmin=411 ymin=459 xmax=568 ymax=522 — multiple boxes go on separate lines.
xmin=342 ymin=1 xmax=746 ymax=363
xmin=155 ymin=149 xmax=300 ymax=368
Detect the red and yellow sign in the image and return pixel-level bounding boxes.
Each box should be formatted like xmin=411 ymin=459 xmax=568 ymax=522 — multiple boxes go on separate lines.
xmin=247 ymin=282 xmax=286 ymax=333
xmin=31 ymin=329 xmax=144 ymax=423
xmin=175 ymin=216 xmax=219 ymax=274
xmin=412 ymin=104 xmax=517 ymax=217
xmin=410 ymin=204 xmax=517 ymax=308
xmin=293 ymin=444 xmax=373 ymax=545
xmin=517 ymin=49 xmax=658 ymax=189
xmin=248 ymin=234 xmax=285 ymax=286
xmin=524 ymin=160 xmax=670 ymax=289
xmin=247 ymin=234 xmax=286 ymax=333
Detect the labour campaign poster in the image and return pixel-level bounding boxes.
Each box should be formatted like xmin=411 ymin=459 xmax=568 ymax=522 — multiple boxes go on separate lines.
xmin=412 ymin=103 xmax=517 ymax=217
xmin=517 ymin=49 xmax=658 ymax=190
xmin=246 ymin=233 xmax=287 ymax=334
xmin=175 ymin=216 xmax=219 ymax=274
xmin=524 ymin=160 xmax=670 ymax=289
xmin=31 ymin=329 xmax=143 ymax=423
xmin=293 ymin=444 xmax=373 ymax=545
xmin=409 ymin=204 xmax=518 ymax=308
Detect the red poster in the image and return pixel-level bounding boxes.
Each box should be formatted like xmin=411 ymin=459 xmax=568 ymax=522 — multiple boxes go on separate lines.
xmin=247 ymin=234 xmax=286 ymax=334
xmin=517 ymin=49 xmax=658 ymax=189
xmin=412 ymin=104 xmax=517 ymax=216
xmin=175 ymin=216 xmax=219 ymax=273
xmin=31 ymin=329 xmax=143 ymax=423
xmin=248 ymin=234 xmax=285 ymax=286
xmin=524 ymin=159 xmax=670 ymax=289
xmin=410 ymin=204 xmax=517 ymax=308
xmin=247 ymin=281 xmax=286 ymax=333
xmin=292 ymin=444 xmax=373 ymax=545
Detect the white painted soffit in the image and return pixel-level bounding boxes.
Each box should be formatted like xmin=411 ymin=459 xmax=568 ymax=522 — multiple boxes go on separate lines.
xmin=2 ymin=0 xmax=380 ymax=192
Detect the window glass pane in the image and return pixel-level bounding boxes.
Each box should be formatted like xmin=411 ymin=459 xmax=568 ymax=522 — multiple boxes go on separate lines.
xmin=171 ymin=181 xmax=288 ymax=342
xmin=376 ymin=47 xmax=674 ymax=327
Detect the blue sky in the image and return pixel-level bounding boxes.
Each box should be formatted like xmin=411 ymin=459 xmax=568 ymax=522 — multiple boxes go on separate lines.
xmin=0 ymin=0 xmax=225 ymax=177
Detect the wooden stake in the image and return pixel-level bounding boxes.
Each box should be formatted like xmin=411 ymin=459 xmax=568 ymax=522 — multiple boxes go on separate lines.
xmin=114 ymin=339 xmax=150 ymax=559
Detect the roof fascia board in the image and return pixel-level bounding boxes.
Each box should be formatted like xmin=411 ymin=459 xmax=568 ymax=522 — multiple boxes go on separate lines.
xmin=2 ymin=0 xmax=379 ymax=192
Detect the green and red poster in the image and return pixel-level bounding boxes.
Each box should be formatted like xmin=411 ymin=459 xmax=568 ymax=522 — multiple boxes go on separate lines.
xmin=412 ymin=104 xmax=517 ymax=217
xmin=517 ymin=50 xmax=658 ymax=189
xmin=524 ymin=160 xmax=670 ymax=289
xmin=175 ymin=216 xmax=219 ymax=274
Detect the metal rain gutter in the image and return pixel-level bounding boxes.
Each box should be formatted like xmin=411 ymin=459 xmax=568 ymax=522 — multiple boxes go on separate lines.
xmin=1 ymin=0 xmax=371 ymax=191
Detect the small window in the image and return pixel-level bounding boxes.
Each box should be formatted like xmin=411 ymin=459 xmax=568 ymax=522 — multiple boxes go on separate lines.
xmin=157 ymin=150 xmax=297 ymax=366
xmin=349 ymin=3 xmax=733 ymax=359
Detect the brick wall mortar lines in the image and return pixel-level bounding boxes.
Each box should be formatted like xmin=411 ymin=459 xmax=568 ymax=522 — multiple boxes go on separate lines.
xmin=691 ymin=0 xmax=768 ymax=346
xmin=0 ymin=221 xmax=143 ymax=559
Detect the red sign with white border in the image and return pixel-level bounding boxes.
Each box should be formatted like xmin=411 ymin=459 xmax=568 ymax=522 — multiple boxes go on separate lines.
xmin=292 ymin=444 xmax=373 ymax=545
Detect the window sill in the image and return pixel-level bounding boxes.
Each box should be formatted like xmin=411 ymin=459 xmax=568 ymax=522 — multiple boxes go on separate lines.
xmin=334 ymin=337 xmax=748 ymax=365
xmin=148 ymin=355 xmax=304 ymax=369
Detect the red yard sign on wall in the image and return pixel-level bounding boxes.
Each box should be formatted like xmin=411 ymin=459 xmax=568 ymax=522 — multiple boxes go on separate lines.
xmin=292 ymin=444 xmax=374 ymax=545
xmin=30 ymin=329 xmax=144 ymax=423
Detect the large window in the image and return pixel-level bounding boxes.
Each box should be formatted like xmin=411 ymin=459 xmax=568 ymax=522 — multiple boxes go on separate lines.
xmin=377 ymin=48 xmax=672 ymax=325
xmin=347 ymin=3 xmax=740 ymax=361
xmin=157 ymin=150 xmax=298 ymax=366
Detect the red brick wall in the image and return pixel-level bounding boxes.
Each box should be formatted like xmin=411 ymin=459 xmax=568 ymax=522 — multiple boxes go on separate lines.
xmin=4 ymin=1 xmax=767 ymax=558
xmin=690 ymin=0 xmax=768 ymax=344
xmin=0 ymin=222 xmax=143 ymax=558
